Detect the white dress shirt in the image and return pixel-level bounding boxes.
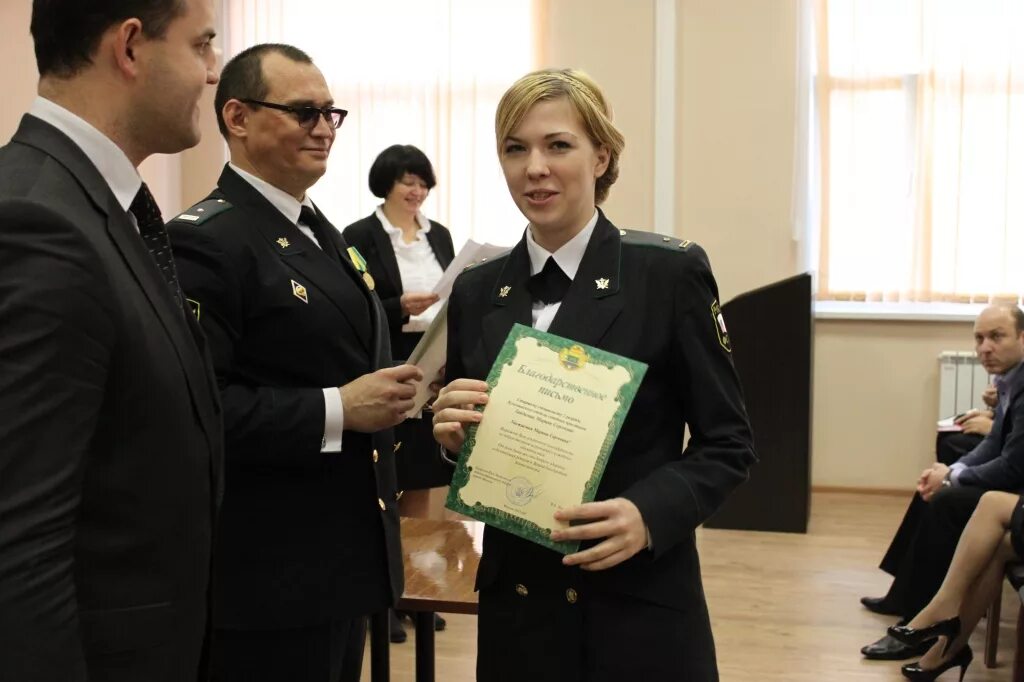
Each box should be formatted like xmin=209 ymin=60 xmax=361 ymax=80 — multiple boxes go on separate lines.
xmin=374 ymin=206 xmax=444 ymax=332
xmin=524 ymin=210 xmax=599 ymax=332
xmin=228 ymin=163 xmax=345 ymax=452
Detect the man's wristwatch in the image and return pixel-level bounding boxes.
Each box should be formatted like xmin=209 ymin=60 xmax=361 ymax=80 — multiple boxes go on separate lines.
xmin=941 ymin=471 xmax=953 ymax=488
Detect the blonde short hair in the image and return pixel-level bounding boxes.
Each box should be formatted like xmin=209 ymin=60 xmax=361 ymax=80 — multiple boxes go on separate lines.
xmin=495 ymin=68 xmax=625 ymax=205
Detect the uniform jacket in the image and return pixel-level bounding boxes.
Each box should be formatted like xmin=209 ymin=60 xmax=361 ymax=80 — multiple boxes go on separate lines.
xmin=167 ymin=165 xmax=403 ymax=629
xmin=445 ymin=211 xmax=756 ymax=620
xmin=0 ymin=114 xmax=223 ymax=682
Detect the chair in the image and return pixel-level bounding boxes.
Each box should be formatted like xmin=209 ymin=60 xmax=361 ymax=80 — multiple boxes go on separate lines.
xmin=983 ymin=562 xmax=1024 ymax=679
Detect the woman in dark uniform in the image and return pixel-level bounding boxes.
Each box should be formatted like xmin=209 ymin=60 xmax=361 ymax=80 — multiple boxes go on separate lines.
xmin=888 ymin=490 xmax=1024 ymax=680
xmin=430 ymin=68 xmax=756 ymax=682
xmin=342 ymin=145 xmax=454 ymax=641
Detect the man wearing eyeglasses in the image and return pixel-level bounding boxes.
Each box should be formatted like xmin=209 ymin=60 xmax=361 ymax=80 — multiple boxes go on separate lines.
xmin=167 ymin=43 xmax=420 ymax=682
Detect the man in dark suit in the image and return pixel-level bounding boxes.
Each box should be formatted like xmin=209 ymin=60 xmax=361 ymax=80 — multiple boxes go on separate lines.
xmin=167 ymin=43 xmax=421 ymax=682
xmin=0 ymin=2 xmax=222 ymax=681
xmin=860 ymin=304 xmax=1024 ymax=660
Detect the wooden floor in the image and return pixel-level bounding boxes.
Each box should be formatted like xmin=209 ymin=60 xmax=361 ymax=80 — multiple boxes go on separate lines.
xmin=365 ymin=491 xmax=1018 ymax=681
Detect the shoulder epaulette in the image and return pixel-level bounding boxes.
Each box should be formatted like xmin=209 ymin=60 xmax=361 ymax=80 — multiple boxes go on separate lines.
xmin=462 ymin=250 xmax=510 ymax=273
xmin=619 ymin=227 xmax=696 ymax=252
xmin=169 ymin=198 xmax=233 ymax=226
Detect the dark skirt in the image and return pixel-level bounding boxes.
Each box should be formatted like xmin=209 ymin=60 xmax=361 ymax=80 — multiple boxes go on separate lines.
xmin=391 ymin=330 xmax=451 ymax=490
xmin=1011 ymin=495 xmax=1024 ymax=560
xmin=393 ymin=412 xmax=450 ymax=490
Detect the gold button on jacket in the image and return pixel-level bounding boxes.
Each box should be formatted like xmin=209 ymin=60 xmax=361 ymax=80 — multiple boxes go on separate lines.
xmin=566 ymin=588 xmax=578 ymax=604
xmin=515 ymin=583 xmax=529 ymax=597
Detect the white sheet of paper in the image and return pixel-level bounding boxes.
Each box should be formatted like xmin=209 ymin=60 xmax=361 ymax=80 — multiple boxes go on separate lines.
xmin=401 ymin=298 xmax=444 ymax=333
xmin=403 ymin=241 xmax=509 ymax=416
xmin=406 ymin=302 xmax=449 ymax=416
xmin=936 ymin=416 xmax=964 ymax=433
xmin=432 ymin=240 xmax=510 ymax=301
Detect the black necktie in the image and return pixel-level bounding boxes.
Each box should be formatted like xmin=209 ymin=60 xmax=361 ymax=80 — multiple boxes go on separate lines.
xmin=130 ymin=182 xmax=184 ymax=308
xmin=527 ymin=257 xmax=572 ymax=304
xmin=300 ymin=205 xmax=343 ymax=265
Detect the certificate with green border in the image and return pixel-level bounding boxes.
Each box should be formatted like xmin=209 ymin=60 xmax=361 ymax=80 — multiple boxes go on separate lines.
xmin=446 ymin=324 xmax=648 ymax=554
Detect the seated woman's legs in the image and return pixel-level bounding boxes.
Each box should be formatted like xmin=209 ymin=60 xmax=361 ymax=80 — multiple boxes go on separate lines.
xmin=908 ymin=491 xmax=1019 ymax=669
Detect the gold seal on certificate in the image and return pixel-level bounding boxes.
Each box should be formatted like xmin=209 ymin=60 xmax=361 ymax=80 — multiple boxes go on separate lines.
xmin=446 ymin=324 xmax=648 ymax=554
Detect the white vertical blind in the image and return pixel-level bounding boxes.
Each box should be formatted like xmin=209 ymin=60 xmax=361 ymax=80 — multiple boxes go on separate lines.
xmin=812 ymin=0 xmax=1024 ymax=304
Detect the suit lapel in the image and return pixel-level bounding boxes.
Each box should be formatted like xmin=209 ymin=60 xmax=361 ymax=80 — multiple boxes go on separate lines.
xmin=481 ymin=239 xmax=533 ymax=362
xmin=426 ymin=223 xmax=454 ymax=269
xmin=104 ymin=197 xmax=223 ymax=458
xmin=365 ymin=214 xmax=404 ymax=294
xmin=315 ymin=207 xmax=383 ymax=360
xmin=218 ymin=167 xmax=374 ymax=354
xmin=547 ymin=213 xmax=624 ymax=347
xmin=14 ymin=116 xmax=222 ymax=456
xmin=998 ymin=366 xmax=1024 ymax=437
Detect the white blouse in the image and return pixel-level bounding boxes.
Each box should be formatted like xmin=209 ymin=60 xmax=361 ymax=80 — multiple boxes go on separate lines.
xmin=375 ymin=206 xmax=445 ymax=332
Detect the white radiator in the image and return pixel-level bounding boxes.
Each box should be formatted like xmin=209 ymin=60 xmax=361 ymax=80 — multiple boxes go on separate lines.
xmin=937 ymin=351 xmax=990 ymax=420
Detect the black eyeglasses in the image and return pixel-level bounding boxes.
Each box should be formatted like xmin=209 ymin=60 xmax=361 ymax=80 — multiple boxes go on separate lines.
xmin=240 ymin=99 xmax=348 ymax=129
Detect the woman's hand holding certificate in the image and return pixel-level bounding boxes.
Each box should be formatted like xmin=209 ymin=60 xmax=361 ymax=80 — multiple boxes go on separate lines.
xmin=551 ymin=497 xmax=648 ymax=570
xmin=432 ymin=377 xmax=489 ymax=452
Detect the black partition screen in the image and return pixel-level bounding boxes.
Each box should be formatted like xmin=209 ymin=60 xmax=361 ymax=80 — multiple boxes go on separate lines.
xmin=703 ymin=273 xmax=813 ymax=533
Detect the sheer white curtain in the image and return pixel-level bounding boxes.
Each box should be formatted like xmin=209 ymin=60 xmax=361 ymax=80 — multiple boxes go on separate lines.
xmin=223 ymin=0 xmax=536 ymax=249
xmin=812 ymin=0 xmax=1024 ymax=304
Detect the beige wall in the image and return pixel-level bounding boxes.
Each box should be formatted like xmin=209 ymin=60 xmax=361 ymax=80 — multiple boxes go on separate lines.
xmin=678 ymin=0 xmax=800 ymax=300
xmin=813 ymin=319 xmax=974 ymax=487
xmin=1 ymin=0 xmax=980 ymax=491
xmin=537 ymin=0 xmax=656 ymax=231
xmin=0 ymin=2 xmax=38 ymax=139
xmin=178 ymin=79 xmax=226 ymax=209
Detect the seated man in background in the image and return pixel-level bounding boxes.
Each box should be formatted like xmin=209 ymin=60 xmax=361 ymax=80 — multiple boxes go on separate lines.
xmin=860 ymin=303 xmax=1024 ymax=660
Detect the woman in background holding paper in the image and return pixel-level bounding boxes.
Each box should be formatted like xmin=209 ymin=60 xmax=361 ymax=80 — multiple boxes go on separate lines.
xmin=431 ymin=69 xmax=757 ymax=681
xmin=343 ymin=145 xmax=454 ymax=640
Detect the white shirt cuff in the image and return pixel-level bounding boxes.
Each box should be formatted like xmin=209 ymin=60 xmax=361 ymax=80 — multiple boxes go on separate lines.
xmin=949 ymin=462 xmax=967 ymax=484
xmin=321 ymin=387 xmax=343 ymax=452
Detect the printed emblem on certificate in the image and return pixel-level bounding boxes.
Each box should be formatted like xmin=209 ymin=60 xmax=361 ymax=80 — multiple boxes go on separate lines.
xmin=446 ymin=324 xmax=647 ymax=554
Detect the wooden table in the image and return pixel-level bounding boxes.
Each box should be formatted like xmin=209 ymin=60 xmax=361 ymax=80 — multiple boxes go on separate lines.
xmin=370 ymin=518 xmax=483 ymax=682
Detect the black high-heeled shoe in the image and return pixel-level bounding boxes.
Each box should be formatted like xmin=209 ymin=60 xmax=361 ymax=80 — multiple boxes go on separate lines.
xmin=889 ymin=616 xmax=961 ymax=655
xmin=901 ymin=645 xmax=972 ymax=682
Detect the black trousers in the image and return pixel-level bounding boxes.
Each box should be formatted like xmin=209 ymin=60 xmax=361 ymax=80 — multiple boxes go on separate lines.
xmin=476 ymin=580 xmax=718 ymax=682
xmin=878 ymin=433 xmax=984 ymax=588
xmin=880 ymin=486 xmax=986 ymax=620
xmin=935 ymin=432 xmax=984 ymax=466
xmin=211 ymin=617 xmax=367 ymax=682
